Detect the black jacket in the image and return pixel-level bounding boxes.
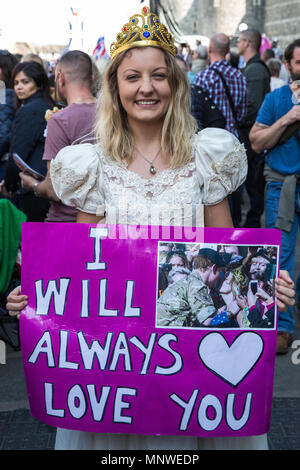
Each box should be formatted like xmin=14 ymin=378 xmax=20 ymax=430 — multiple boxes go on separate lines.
xmin=5 ymin=90 xmax=50 ymax=193
xmin=0 ymin=88 xmax=15 ymax=158
xmin=242 ymin=53 xmax=271 ymax=126
xmin=190 ymin=84 xmax=226 ymax=131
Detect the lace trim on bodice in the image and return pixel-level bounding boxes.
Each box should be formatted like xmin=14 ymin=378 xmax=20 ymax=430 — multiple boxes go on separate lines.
xmin=96 ymin=146 xmax=196 ymax=200
xmin=207 ymin=139 xmax=246 ymax=194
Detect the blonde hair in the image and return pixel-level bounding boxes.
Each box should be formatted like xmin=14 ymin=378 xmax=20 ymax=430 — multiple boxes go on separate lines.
xmin=21 ymin=53 xmax=44 ymax=68
xmin=94 ymin=47 xmax=197 ymax=168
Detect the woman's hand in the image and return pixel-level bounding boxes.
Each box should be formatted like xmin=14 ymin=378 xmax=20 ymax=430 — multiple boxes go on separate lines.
xmin=19 ymin=172 xmax=37 ymax=191
xmin=6 ymin=286 xmax=28 ymax=320
xmin=0 ymin=180 xmax=11 ymax=198
xmin=275 ymin=270 xmax=296 ymax=312
xmin=247 ymin=284 xmax=258 ymax=308
xmin=256 ymin=286 xmax=274 ymax=305
xmin=236 ymin=294 xmax=248 ymax=310
xmin=226 ymin=299 xmax=240 ymax=316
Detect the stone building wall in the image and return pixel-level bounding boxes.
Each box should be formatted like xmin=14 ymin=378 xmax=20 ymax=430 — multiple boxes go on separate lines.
xmin=167 ymin=0 xmax=263 ymax=38
xmin=160 ymin=0 xmax=300 ymax=47
xmin=264 ymin=0 xmax=300 ymax=47
xmin=178 ymin=0 xmax=217 ymax=37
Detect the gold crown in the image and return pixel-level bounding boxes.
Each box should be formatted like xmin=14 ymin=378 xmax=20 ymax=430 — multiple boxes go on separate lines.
xmin=110 ymin=6 xmax=176 ymax=60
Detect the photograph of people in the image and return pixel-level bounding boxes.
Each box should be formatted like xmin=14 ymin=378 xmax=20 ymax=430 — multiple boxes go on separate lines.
xmin=156 ymin=244 xmax=278 ymax=329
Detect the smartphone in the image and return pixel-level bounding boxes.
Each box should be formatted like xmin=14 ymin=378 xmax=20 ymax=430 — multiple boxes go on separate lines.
xmin=250 ymin=280 xmax=258 ymax=295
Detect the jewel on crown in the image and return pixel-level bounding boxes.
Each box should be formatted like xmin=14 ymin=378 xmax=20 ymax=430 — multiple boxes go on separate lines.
xmin=110 ymin=6 xmax=176 ymax=59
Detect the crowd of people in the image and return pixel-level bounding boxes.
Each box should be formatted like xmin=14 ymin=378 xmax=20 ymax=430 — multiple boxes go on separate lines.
xmin=0 ymin=50 xmax=105 ymax=221
xmin=0 ymin=4 xmax=298 ymax=450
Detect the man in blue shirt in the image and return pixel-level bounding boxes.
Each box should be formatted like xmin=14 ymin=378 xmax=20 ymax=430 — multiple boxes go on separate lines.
xmin=249 ymin=38 xmax=300 ymax=354
xmin=237 ymin=29 xmax=271 ymax=228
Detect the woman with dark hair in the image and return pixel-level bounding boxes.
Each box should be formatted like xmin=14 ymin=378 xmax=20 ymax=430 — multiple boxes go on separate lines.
xmin=11 ymin=60 xmax=53 ymax=110
xmin=0 ymin=50 xmax=18 ymax=181
xmin=226 ymin=51 xmax=240 ymax=69
xmin=0 ymin=61 xmax=54 ymax=221
xmin=166 ymin=251 xmax=189 ymax=269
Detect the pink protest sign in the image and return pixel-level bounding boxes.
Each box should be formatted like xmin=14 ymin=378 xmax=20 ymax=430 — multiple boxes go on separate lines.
xmin=20 ymin=223 xmax=280 ymax=437
xmin=260 ymin=35 xmax=272 ymax=55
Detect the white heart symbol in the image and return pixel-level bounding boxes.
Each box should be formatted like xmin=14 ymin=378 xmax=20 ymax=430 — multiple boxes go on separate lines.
xmin=199 ymin=332 xmax=264 ymax=387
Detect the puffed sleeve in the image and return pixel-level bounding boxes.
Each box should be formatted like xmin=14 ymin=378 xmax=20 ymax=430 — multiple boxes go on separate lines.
xmin=50 ymin=143 xmax=105 ymax=215
xmin=193 ymin=127 xmax=248 ymax=205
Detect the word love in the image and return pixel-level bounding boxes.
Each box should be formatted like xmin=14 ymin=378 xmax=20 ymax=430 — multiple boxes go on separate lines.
xmin=44 ymin=383 xmax=138 ymax=424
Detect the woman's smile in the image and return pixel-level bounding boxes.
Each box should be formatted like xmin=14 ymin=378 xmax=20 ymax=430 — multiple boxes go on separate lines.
xmin=135 ymin=99 xmax=160 ymax=106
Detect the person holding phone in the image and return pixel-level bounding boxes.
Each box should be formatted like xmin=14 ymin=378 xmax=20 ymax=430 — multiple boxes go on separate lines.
xmin=0 ymin=60 xmax=54 ymax=221
xmin=249 ymin=39 xmax=300 ymax=353
xmin=250 ymin=279 xmax=259 ymax=294
xmin=0 ymin=50 xmax=18 ymax=182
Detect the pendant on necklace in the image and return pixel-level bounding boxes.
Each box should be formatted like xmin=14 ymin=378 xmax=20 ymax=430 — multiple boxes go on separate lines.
xmin=150 ymin=165 xmax=157 ymax=175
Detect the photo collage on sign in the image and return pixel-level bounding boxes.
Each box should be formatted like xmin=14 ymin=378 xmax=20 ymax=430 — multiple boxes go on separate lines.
xmin=156 ymin=242 xmax=278 ymax=330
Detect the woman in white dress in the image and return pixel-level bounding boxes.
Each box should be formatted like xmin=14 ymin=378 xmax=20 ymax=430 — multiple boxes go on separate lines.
xmin=7 ymin=6 xmax=296 ymax=451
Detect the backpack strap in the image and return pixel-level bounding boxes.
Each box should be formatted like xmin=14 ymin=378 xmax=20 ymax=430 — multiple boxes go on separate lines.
xmin=210 ymin=67 xmax=238 ymax=122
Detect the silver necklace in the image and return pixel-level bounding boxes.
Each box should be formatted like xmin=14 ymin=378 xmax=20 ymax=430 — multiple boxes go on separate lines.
xmin=135 ymin=147 xmax=161 ymax=175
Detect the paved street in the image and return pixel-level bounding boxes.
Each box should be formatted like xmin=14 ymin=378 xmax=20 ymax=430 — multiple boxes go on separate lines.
xmin=0 ymin=307 xmax=299 ymax=450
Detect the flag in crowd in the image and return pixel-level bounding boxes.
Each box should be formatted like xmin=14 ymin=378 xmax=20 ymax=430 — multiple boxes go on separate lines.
xmin=93 ymin=37 xmax=109 ymax=60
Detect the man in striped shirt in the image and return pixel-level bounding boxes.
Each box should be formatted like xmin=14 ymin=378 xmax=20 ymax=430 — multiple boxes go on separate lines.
xmin=193 ymin=33 xmax=247 ymax=138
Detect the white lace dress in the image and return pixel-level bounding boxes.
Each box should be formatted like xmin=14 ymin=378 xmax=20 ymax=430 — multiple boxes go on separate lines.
xmin=50 ymin=127 xmax=268 ymax=450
